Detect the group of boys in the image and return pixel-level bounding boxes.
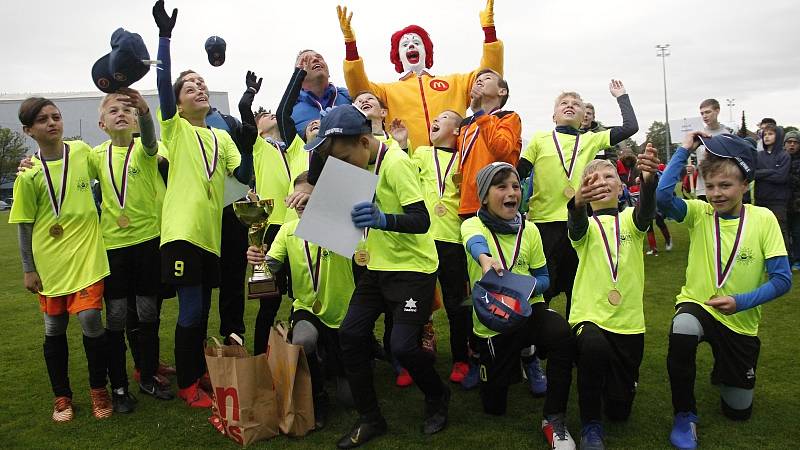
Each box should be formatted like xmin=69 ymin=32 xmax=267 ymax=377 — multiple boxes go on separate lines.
xmin=9 ymin=1 xmax=794 ymax=450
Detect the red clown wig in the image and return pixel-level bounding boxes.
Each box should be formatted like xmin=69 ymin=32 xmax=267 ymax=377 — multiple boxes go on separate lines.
xmin=389 ymin=25 xmax=434 ymax=74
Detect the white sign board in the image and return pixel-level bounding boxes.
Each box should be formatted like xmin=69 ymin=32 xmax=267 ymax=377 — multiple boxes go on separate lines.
xmin=669 ymin=117 xmax=705 ymax=144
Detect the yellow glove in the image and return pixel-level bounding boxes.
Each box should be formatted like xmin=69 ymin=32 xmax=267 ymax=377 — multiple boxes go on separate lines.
xmin=336 ymin=5 xmax=356 ymax=42
xmin=479 ymin=0 xmax=494 ymax=27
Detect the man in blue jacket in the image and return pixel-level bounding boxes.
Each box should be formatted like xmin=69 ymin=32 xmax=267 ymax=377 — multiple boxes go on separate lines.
xmin=291 ymin=50 xmax=351 ymax=137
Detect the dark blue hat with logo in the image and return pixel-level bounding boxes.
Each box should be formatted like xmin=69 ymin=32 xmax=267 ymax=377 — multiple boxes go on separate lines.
xmin=205 ymin=36 xmax=227 ymax=67
xmin=699 ymin=133 xmax=757 ymax=181
xmin=304 ymin=105 xmax=373 ymax=151
xmin=92 ymin=28 xmax=150 ymax=94
xmin=472 ymin=269 xmax=535 ymax=333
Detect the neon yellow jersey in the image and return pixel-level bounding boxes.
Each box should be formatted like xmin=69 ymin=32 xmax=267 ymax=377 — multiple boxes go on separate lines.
xmin=283 ymin=135 xmax=311 ymax=224
xmin=9 ymin=141 xmax=110 ymax=296
xmin=253 ymin=135 xmax=307 ymax=226
xmin=159 ymin=114 xmax=241 ymax=256
xmin=521 ymin=130 xmax=611 ymax=223
xmin=267 ymin=219 xmax=354 ymax=328
xmin=91 ymin=139 xmax=164 ymax=250
xmin=410 ymin=146 xmax=462 ymax=243
xmin=676 ymin=201 xmax=787 ymax=336
xmin=461 ymin=216 xmax=546 ymax=338
xmin=366 ymin=144 xmax=438 ymax=273
xmin=570 ymin=209 xmax=647 ymax=334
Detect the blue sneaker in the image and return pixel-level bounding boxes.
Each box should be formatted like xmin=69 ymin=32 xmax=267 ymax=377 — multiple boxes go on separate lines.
xmin=460 ymin=360 xmax=479 ymax=390
xmin=524 ymin=357 xmax=547 ymax=396
xmin=670 ymin=412 xmax=698 ymax=450
xmin=580 ymin=421 xmax=605 ymax=450
xmin=791 ymin=262 xmax=800 ymax=272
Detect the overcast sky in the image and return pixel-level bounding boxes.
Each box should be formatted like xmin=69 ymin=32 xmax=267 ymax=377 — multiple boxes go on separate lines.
xmin=2 ymin=0 xmax=798 ymax=144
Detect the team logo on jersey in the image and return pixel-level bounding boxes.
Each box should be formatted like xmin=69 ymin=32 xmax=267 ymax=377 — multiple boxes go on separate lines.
xmin=76 ymin=177 xmax=90 ymax=191
xmin=404 ymin=298 xmax=418 ymax=313
xmin=513 ymin=256 xmax=528 ymax=270
xmin=429 ymin=79 xmax=450 ymax=91
xmin=620 ymin=231 xmax=633 ymax=245
xmin=736 ymin=247 xmax=754 ymax=266
xmin=128 ymin=166 xmax=140 ymax=178
xmin=321 ymin=249 xmax=330 ymax=260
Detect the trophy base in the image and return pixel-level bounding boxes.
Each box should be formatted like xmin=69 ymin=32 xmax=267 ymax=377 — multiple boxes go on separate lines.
xmin=247 ymin=277 xmax=280 ymax=299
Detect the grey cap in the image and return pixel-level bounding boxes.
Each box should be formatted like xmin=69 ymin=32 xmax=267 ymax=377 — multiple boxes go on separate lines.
xmin=785 ymin=130 xmax=800 ymax=143
xmin=476 ymin=162 xmax=519 ymax=203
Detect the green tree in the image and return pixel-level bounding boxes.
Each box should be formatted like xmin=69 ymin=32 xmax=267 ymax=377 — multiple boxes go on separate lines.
xmin=644 ymin=120 xmax=675 ymax=162
xmin=737 ymin=110 xmax=750 ymax=138
xmin=0 ymin=127 xmax=29 ymax=185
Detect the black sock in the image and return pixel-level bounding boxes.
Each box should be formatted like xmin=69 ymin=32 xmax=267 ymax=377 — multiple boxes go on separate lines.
xmin=174 ymin=324 xmax=195 ymax=389
xmin=106 ymin=329 xmax=128 ymax=391
xmin=138 ymin=322 xmax=159 ymax=384
xmin=83 ymin=333 xmax=109 ymax=389
xmin=44 ymin=334 xmax=71 ymax=398
xmin=668 ymin=333 xmax=699 ymax=415
xmin=192 ymin=325 xmax=208 ymax=381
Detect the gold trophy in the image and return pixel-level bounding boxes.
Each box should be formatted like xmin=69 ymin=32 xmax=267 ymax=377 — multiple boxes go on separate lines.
xmin=232 ymin=199 xmax=281 ymax=299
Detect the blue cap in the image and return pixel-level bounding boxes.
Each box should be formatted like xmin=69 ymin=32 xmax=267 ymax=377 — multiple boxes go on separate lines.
xmin=471 ymin=269 xmax=535 ymax=333
xmin=699 ymin=134 xmax=757 ymax=182
xmin=303 ymin=105 xmax=373 ymax=151
xmin=92 ymin=28 xmax=150 ymax=94
xmin=205 ymin=36 xmax=226 ymax=67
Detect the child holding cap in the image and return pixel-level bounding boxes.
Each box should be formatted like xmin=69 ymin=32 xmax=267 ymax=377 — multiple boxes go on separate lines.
xmin=657 ymin=132 xmax=792 ymax=450
xmin=461 ymin=162 xmax=576 ymax=450
xmin=567 ymin=144 xmax=660 ymax=449
xmin=305 ymin=104 xmax=448 ymax=448
xmin=10 ymin=97 xmax=112 ymax=422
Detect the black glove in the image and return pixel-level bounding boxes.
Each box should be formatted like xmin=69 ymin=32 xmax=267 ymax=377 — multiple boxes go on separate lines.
xmin=246 ymin=71 xmax=263 ymax=94
xmin=152 ymin=0 xmax=178 ymax=38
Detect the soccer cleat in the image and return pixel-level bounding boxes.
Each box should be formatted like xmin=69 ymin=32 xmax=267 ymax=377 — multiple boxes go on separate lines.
xmin=139 ymin=381 xmax=174 ymax=400
xmin=178 ymin=382 xmax=213 ymax=408
xmin=449 ymin=361 xmax=470 ymax=383
xmin=133 ymin=368 xmax=171 ymax=388
xmin=670 ymin=412 xmax=698 ymax=450
xmin=665 ymin=240 xmax=673 ymax=251
xmin=460 ymin=361 xmax=480 ymax=390
xmin=580 ymin=421 xmax=606 ymax=450
xmin=524 ymin=357 xmax=547 ymax=397
xmin=90 ymin=387 xmax=113 ymax=419
xmin=396 ymin=368 xmax=413 ymax=388
xmin=542 ymin=414 xmax=576 ymax=450
xmin=52 ymin=396 xmax=74 ymax=423
xmin=158 ymin=362 xmax=177 ymax=377
xmin=111 ymin=388 xmax=137 ymax=413
xmin=336 ymin=415 xmax=388 ymax=449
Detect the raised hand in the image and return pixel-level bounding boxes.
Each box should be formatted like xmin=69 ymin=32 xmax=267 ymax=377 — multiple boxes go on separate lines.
xmin=470 ymin=84 xmax=484 ymax=111
xmin=575 ymin=172 xmax=610 ymax=208
xmin=681 ymin=130 xmax=710 ymax=153
xmin=152 ymin=0 xmax=178 ymax=38
xmin=637 ymin=143 xmax=661 ymax=182
xmin=480 ymin=0 xmax=495 ymax=27
xmin=336 ymin=5 xmax=355 ymax=42
xmin=246 ymin=71 xmax=263 ymax=94
xmin=608 ymin=79 xmax=627 ymax=98
xmin=388 ymin=119 xmax=408 ymax=148
xmin=116 ymin=87 xmax=150 ymax=115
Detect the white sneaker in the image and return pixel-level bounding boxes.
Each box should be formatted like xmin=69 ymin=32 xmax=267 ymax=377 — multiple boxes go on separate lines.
xmin=646 ymin=249 xmax=659 ymax=256
xmin=542 ymin=415 xmax=576 ymax=450
xmin=666 ymin=240 xmax=673 ymax=251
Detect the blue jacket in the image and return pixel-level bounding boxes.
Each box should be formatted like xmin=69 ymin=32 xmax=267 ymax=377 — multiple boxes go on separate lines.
xmin=291 ymin=84 xmax=351 ymax=137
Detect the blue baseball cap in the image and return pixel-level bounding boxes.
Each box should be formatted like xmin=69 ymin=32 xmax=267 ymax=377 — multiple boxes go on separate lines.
xmin=92 ymin=28 xmax=150 ymax=94
xmin=303 ymin=105 xmax=373 ymax=151
xmin=471 ymin=269 xmax=535 ymax=333
xmin=205 ymin=36 xmax=226 ymax=67
xmin=699 ymin=133 xmax=757 ymax=181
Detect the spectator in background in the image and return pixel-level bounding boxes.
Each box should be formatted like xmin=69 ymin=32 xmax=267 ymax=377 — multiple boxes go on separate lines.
xmin=691 ymin=99 xmax=732 ymax=201
xmin=580 ymin=103 xmax=616 ymax=161
xmin=785 ymin=131 xmax=800 ymax=270
xmin=291 ymin=50 xmax=352 ymax=137
xmin=756 ymin=118 xmax=778 ymax=152
xmin=755 ymin=124 xmax=790 ymax=251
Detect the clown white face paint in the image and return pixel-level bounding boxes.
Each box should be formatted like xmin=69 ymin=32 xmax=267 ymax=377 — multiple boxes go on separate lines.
xmin=399 ymin=33 xmax=426 ymax=75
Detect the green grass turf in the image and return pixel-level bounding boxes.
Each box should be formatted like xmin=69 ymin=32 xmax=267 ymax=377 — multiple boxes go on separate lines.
xmin=0 ymin=210 xmax=797 ymax=449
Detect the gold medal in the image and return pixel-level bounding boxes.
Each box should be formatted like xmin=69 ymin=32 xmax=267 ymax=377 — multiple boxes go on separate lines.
xmin=49 ymin=224 xmax=64 ymax=238
xmin=312 ymin=300 xmax=322 ymax=315
xmin=451 ymin=173 xmax=462 ymax=185
xmin=563 ymin=186 xmax=576 ymax=198
xmin=117 ymin=214 xmax=130 ymax=228
xmin=434 ymin=202 xmax=447 ymax=217
xmin=354 ymin=249 xmax=370 ymax=266
xmin=608 ymin=289 xmax=622 ymax=306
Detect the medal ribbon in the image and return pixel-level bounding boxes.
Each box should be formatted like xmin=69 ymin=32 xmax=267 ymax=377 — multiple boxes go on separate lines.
xmin=714 ymin=206 xmax=746 ymax=289
xmin=592 ymin=213 xmax=620 ymax=283
xmin=433 ymin=148 xmax=458 ymax=198
xmin=107 ymin=140 xmax=135 ymax=209
xmin=459 ymin=126 xmax=480 ymax=171
xmin=551 ymin=131 xmax=581 ymax=181
xmin=195 ymin=127 xmax=219 ymax=181
xmin=363 ymin=143 xmax=389 ymax=240
xmin=488 ymin=217 xmax=525 ymax=270
xmin=303 ymin=241 xmax=322 ymax=293
xmin=39 ymin=143 xmax=69 ymax=218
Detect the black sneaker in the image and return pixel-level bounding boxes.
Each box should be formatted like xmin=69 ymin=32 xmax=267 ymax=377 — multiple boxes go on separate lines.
xmin=139 ymin=381 xmax=175 ymax=400
xmin=111 ymin=389 xmax=137 ymax=413
xmin=336 ymin=415 xmax=388 ymax=449
xmin=422 ymin=386 xmax=450 ymax=435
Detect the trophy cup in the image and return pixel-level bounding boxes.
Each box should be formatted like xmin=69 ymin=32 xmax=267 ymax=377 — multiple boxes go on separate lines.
xmin=232 ymin=199 xmax=281 ymax=299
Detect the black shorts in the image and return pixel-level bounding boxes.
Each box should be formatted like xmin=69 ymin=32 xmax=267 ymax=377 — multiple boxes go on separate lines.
xmin=291 ymin=308 xmax=344 ymax=376
xmin=105 ymin=237 xmax=161 ymax=299
xmin=534 ymin=221 xmax=578 ymax=300
xmin=348 ymin=270 xmax=436 ymax=326
xmin=160 ymin=240 xmax=221 ymax=287
xmin=574 ymin=322 xmax=644 ymax=404
xmin=676 ymin=302 xmax=760 ymax=390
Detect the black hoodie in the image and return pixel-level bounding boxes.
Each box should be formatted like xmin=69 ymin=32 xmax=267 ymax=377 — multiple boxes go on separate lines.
xmin=754 ymin=126 xmax=791 ymax=204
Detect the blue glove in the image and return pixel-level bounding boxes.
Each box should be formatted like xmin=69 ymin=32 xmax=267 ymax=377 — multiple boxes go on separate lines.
xmin=351 ymin=201 xmax=387 ymax=229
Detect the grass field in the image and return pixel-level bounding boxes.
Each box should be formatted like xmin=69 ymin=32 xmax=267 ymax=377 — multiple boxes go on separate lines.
xmin=0 ymin=210 xmax=797 ymax=449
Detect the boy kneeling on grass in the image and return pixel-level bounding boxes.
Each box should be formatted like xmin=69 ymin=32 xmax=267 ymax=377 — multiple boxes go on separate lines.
xmin=656 ymin=131 xmax=792 ymax=450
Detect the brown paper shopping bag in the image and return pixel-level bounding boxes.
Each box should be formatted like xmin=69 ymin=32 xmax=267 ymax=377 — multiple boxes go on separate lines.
xmin=205 ymin=337 xmax=280 ymax=446
xmin=266 ymin=323 xmax=315 ymax=437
